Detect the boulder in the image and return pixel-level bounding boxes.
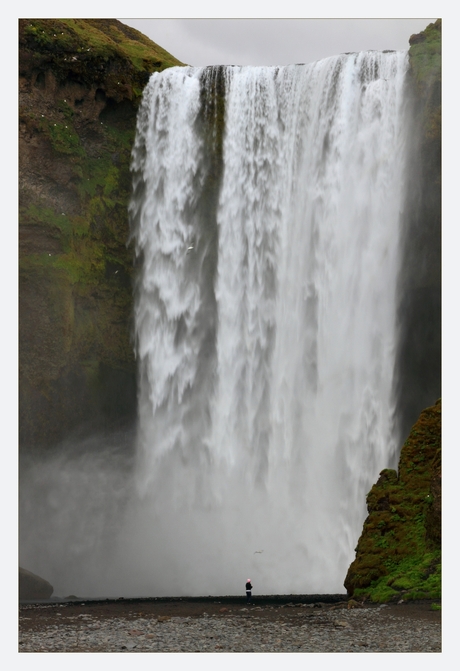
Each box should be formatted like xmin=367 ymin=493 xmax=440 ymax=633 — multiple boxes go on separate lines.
xmin=19 ymin=567 xmax=53 ymax=600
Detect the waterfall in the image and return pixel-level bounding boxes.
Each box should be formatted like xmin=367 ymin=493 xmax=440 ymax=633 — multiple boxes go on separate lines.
xmin=125 ymin=51 xmax=409 ymax=597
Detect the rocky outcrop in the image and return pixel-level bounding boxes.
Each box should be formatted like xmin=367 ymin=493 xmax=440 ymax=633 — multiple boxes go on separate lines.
xmin=19 ymin=566 xmax=54 ymax=600
xmin=344 ymin=400 xmax=441 ymax=602
xmin=19 ymin=20 xmax=183 ymax=449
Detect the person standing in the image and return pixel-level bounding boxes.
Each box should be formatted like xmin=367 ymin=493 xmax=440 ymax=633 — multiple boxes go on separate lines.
xmin=245 ymin=579 xmax=253 ymax=604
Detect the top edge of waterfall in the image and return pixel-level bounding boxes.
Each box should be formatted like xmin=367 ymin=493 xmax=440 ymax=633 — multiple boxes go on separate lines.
xmin=151 ymin=49 xmax=408 ymax=74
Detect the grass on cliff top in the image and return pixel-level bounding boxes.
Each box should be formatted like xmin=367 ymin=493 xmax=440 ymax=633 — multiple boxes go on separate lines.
xmin=84 ymin=19 xmax=186 ymax=68
xmin=409 ymin=18 xmax=441 ymax=90
xmin=22 ymin=18 xmax=184 ymax=73
xmin=65 ymin=19 xmax=184 ymax=70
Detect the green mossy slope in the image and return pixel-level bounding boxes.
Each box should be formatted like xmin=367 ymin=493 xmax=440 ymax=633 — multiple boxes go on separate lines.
xmin=344 ymin=400 xmax=441 ymax=603
xmin=19 ymin=19 xmax=183 ymax=448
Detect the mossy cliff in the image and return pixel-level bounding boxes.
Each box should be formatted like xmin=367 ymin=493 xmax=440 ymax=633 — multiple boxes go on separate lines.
xmin=344 ymin=400 xmax=441 ymax=603
xmin=19 ymin=19 xmax=183 ymax=448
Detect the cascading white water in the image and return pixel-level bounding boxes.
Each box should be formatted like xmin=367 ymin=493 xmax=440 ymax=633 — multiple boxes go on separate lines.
xmin=125 ymin=51 xmax=409 ymax=597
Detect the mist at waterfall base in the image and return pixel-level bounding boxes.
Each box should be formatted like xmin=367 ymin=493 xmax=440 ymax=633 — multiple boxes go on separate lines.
xmin=20 ymin=51 xmax=412 ymax=599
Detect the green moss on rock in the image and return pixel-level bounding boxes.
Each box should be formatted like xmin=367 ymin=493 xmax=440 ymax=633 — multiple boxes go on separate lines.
xmin=19 ymin=19 xmax=183 ymax=448
xmin=344 ymin=400 xmax=441 ymax=603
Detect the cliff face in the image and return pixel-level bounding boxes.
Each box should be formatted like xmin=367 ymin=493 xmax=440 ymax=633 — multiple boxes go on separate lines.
xmin=394 ymin=19 xmax=441 ymax=443
xmin=344 ymin=400 xmax=441 ymax=602
xmin=19 ymin=19 xmax=183 ymax=449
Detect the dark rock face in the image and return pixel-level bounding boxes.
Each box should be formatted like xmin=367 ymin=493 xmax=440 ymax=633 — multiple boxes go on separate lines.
xmin=19 ymin=567 xmax=54 ymax=600
xmin=344 ymin=400 xmax=441 ymax=602
xmin=19 ymin=19 xmax=183 ymax=449
xmin=394 ymin=19 xmax=441 ymax=444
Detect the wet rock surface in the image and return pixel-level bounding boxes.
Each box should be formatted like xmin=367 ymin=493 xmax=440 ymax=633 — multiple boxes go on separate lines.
xmin=19 ymin=597 xmax=441 ymax=653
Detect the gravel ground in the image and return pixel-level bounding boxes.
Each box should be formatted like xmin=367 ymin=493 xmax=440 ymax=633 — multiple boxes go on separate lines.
xmin=18 ymin=596 xmax=441 ymax=653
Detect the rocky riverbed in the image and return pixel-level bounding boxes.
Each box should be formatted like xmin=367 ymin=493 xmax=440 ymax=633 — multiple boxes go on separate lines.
xmin=19 ymin=596 xmax=441 ymax=653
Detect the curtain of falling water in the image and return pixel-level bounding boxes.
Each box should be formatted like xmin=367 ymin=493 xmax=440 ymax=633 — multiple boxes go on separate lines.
xmin=124 ymin=51 xmax=410 ymax=597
